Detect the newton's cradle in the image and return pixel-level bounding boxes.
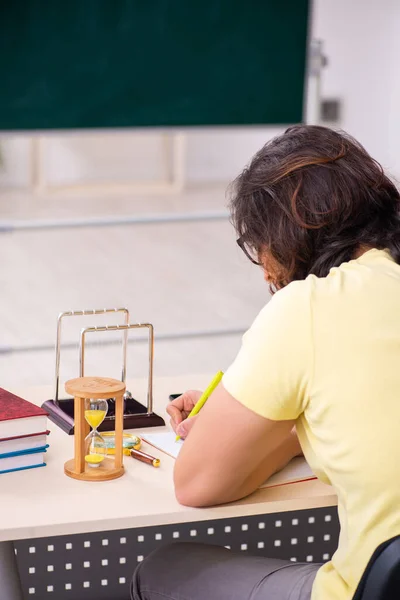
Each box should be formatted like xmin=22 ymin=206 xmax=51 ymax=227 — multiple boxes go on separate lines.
xmin=42 ymin=308 xmax=164 ymax=478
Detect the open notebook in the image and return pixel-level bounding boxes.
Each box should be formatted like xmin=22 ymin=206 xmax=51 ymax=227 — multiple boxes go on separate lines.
xmin=141 ymin=431 xmax=316 ymax=488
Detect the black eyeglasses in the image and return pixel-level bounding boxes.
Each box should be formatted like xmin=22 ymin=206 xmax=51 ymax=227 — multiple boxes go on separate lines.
xmin=236 ymin=236 xmax=262 ymax=266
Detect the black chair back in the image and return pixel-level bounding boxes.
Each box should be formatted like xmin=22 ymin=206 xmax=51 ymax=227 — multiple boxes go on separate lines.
xmin=353 ymin=535 xmax=400 ymax=600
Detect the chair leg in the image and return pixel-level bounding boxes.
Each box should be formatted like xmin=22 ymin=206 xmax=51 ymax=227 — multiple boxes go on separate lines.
xmin=0 ymin=541 xmax=24 ymax=600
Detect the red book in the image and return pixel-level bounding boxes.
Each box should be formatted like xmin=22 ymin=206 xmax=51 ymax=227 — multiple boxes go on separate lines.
xmin=0 ymin=388 xmax=48 ymax=439
xmin=0 ymin=430 xmax=50 ymax=443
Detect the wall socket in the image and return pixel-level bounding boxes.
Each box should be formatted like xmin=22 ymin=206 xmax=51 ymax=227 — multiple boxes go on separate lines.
xmin=320 ymin=99 xmax=341 ymax=123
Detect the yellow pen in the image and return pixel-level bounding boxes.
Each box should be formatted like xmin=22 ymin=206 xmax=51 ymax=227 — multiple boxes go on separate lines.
xmin=175 ymin=370 xmax=224 ymax=441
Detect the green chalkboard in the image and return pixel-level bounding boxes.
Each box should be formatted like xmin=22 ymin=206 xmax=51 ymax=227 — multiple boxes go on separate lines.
xmin=0 ymin=1 xmax=309 ymax=131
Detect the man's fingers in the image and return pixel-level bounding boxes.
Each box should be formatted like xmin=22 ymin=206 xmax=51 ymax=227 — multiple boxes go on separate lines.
xmin=166 ymin=404 xmax=184 ymax=426
xmin=176 ymin=415 xmax=199 ymax=439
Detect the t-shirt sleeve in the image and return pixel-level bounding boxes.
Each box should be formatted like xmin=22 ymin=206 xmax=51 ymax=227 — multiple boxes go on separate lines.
xmin=223 ymin=280 xmax=314 ymax=421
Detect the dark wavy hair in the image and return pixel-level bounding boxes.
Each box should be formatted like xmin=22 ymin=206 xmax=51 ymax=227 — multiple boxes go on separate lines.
xmin=230 ymin=125 xmax=400 ymax=290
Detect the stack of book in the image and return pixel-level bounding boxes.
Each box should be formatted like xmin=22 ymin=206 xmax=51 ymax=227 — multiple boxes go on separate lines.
xmin=0 ymin=388 xmax=49 ymax=474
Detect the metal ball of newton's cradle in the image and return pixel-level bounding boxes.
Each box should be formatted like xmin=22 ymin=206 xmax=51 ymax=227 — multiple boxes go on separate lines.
xmin=122 ymin=391 xmax=132 ymax=413
xmin=107 ymin=390 xmax=131 ymax=415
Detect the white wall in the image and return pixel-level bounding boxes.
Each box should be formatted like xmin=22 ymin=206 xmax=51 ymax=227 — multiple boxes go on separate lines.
xmin=0 ymin=0 xmax=399 ymax=191
xmin=313 ymin=0 xmax=400 ymax=178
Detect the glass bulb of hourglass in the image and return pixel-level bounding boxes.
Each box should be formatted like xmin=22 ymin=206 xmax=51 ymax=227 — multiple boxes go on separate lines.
xmin=84 ymin=398 xmax=108 ymax=468
xmin=84 ymin=430 xmax=107 ymax=467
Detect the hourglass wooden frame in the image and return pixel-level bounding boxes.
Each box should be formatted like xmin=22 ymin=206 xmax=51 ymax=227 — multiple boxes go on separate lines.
xmin=64 ymin=376 xmax=126 ymax=481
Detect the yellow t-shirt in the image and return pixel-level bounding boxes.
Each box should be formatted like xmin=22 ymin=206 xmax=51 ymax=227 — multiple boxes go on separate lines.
xmin=223 ymin=249 xmax=400 ymax=600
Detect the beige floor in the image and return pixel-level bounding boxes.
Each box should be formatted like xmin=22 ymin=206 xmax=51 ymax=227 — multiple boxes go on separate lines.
xmin=0 ymin=185 xmax=269 ymax=393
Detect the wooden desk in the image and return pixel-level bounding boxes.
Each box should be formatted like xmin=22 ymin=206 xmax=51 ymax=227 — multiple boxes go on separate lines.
xmin=0 ymin=375 xmax=337 ymax=600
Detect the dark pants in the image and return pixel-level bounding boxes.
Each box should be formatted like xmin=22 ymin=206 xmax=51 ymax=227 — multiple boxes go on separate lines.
xmin=131 ymin=543 xmax=320 ymax=600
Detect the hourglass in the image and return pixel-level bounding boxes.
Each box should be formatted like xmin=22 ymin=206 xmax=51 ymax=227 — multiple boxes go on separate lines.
xmin=84 ymin=398 xmax=108 ymax=467
xmin=64 ymin=376 xmax=126 ymax=481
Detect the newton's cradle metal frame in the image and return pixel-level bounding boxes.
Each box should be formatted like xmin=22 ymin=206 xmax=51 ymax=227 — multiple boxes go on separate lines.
xmin=42 ymin=308 xmax=164 ymax=434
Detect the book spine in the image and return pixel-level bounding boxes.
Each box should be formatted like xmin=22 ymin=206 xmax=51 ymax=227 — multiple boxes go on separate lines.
xmin=0 ymin=463 xmax=46 ymax=475
xmin=0 ymin=445 xmax=49 ymax=459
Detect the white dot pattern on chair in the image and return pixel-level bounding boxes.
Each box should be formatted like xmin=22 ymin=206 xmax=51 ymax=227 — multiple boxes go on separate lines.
xmin=14 ymin=507 xmax=339 ymax=599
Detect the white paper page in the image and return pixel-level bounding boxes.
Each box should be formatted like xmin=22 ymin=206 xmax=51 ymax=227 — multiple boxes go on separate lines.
xmin=260 ymin=457 xmax=315 ymax=488
xmin=141 ymin=431 xmax=183 ymax=459
xmin=142 ymin=433 xmax=315 ymax=489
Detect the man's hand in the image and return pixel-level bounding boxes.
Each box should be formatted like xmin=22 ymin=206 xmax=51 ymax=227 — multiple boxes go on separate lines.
xmin=166 ymin=390 xmax=203 ymax=439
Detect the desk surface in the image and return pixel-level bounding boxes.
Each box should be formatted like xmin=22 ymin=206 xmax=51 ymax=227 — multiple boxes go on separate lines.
xmin=1 ymin=375 xmax=337 ymax=542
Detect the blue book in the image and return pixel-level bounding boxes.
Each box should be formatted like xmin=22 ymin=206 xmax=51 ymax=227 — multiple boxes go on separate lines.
xmin=0 ymin=444 xmax=49 ymax=459
xmin=0 ymin=445 xmax=48 ymax=475
xmin=0 ymin=463 xmax=46 ymax=475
